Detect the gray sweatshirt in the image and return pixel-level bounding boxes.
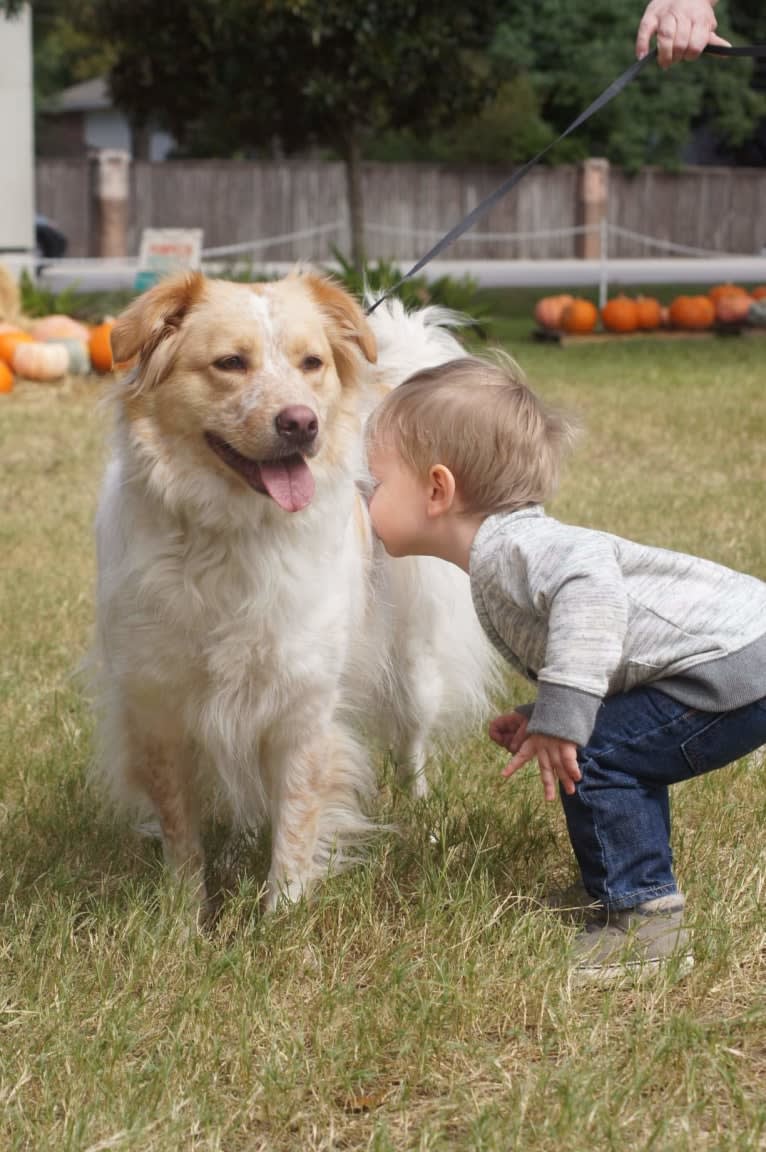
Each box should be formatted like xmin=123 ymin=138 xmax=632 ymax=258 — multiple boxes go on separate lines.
xmin=469 ymin=506 xmax=766 ymax=746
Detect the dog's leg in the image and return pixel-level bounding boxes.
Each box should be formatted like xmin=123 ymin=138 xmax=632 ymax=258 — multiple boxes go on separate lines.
xmin=263 ymin=740 xmax=324 ymax=911
xmin=262 ymin=723 xmax=373 ymax=911
xmin=396 ymin=731 xmax=430 ymax=799
xmin=392 ymin=650 xmax=444 ymax=799
xmin=128 ymin=731 xmax=208 ymax=915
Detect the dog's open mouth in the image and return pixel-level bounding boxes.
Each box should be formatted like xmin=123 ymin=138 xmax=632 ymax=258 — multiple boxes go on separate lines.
xmin=205 ymin=432 xmax=315 ymax=512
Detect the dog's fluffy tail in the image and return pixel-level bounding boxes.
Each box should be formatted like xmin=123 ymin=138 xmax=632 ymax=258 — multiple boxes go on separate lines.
xmin=366 ymin=296 xmax=472 ymax=395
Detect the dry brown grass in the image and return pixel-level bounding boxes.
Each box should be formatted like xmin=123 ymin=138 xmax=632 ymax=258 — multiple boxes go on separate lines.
xmin=1 ymin=329 xmax=765 ymax=1151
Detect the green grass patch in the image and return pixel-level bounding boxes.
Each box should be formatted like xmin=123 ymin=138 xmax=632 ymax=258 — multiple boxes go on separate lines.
xmin=1 ymin=305 xmax=765 ymax=1151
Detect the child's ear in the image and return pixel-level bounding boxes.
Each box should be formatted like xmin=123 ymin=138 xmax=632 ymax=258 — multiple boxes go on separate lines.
xmin=426 ymin=464 xmax=457 ymax=517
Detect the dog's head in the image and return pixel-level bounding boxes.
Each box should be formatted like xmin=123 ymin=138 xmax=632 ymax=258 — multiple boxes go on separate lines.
xmin=111 ymin=270 xmax=377 ymax=514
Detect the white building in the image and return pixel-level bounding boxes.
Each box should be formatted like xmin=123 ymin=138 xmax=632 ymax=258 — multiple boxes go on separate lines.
xmin=0 ymin=4 xmax=35 ymax=252
xmin=38 ymin=76 xmax=176 ymax=161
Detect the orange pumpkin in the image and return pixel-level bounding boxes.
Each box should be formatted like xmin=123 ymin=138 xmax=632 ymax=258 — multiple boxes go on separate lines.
xmin=89 ymin=321 xmax=114 ymax=373
xmin=750 ymin=285 xmax=766 ymax=300
xmin=0 ymin=329 xmax=33 ymax=367
xmin=561 ymin=298 xmax=598 ymax=334
xmin=601 ymin=295 xmax=638 ymax=333
xmin=0 ymin=361 xmax=13 ymax=394
xmin=12 ymin=341 xmax=69 ymax=381
xmin=715 ymin=291 xmax=753 ymax=325
xmin=30 ymin=314 xmax=91 ymax=343
xmin=634 ymin=296 xmax=662 ymax=331
xmin=668 ymin=295 xmax=715 ymax=331
xmin=709 ymin=283 xmax=743 ymax=303
xmin=534 ymin=294 xmax=575 ymax=331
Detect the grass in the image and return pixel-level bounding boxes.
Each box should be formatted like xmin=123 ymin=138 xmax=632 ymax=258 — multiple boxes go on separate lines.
xmin=1 ymin=295 xmax=765 ymax=1151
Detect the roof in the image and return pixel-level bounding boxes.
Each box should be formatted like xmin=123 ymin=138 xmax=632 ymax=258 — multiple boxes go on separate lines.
xmin=44 ymin=76 xmax=112 ymax=114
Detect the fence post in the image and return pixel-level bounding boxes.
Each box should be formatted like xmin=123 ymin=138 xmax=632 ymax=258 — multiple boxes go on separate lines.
xmin=577 ymin=157 xmax=609 ymax=260
xmin=95 ymin=149 xmax=130 ymax=258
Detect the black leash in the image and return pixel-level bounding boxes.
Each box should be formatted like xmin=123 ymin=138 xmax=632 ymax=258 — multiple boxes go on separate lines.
xmin=365 ymin=43 xmax=766 ymax=315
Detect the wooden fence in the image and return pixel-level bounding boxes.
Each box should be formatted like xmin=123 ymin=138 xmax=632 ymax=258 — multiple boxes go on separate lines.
xmin=35 ymin=157 xmax=766 ymax=262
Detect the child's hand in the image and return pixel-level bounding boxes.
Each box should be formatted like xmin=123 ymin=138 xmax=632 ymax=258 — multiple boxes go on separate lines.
xmin=489 ymin=711 xmax=529 ymax=754
xmin=501 ymin=733 xmax=581 ymax=802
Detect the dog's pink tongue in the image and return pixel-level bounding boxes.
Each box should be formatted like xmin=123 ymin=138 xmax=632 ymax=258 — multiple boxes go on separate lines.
xmin=259 ymin=457 xmax=315 ymax=512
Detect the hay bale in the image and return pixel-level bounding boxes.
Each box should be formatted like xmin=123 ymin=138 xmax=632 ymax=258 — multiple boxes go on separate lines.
xmin=0 ymin=263 xmax=21 ymax=324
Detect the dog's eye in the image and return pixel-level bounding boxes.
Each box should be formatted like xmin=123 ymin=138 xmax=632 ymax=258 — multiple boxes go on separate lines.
xmin=214 ymin=355 xmax=248 ymax=373
xmin=301 ymin=355 xmax=323 ymax=372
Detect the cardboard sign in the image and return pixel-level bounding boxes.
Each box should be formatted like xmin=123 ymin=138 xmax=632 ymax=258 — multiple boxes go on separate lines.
xmin=134 ymin=228 xmax=203 ymax=292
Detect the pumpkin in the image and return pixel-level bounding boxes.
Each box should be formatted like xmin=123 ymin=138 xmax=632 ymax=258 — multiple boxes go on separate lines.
xmin=659 ymin=305 xmax=670 ymax=328
xmin=634 ymin=296 xmax=662 ymax=331
xmin=534 ymin=294 xmax=574 ymax=331
xmin=668 ymin=295 xmax=715 ymax=331
xmin=30 ymin=314 xmax=91 ymax=343
xmin=601 ymin=295 xmax=638 ymax=333
xmin=47 ymin=338 xmax=91 ymax=375
xmin=708 ymin=283 xmax=743 ymax=303
xmin=561 ymin=298 xmax=598 ymax=334
xmin=0 ymin=361 xmax=13 ymax=394
xmin=0 ymin=329 xmax=34 ymax=367
xmin=750 ymin=285 xmax=766 ymax=300
xmin=12 ymin=341 xmax=69 ymax=381
xmin=714 ymin=291 xmax=753 ymax=325
xmin=89 ymin=321 xmax=114 ymax=373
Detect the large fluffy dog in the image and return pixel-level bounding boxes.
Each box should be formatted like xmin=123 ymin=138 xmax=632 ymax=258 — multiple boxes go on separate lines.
xmin=92 ymin=270 xmax=498 ymax=913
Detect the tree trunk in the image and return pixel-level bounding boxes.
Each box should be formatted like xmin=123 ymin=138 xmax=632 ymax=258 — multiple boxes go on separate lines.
xmin=131 ymin=119 xmax=151 ymax=161
xmin=342 ymin=130 xmax=365 ymax=271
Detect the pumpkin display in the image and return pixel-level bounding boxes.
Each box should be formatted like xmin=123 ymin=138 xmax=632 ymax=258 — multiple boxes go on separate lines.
xmin=714 ymin=291 xmax=753 ymax=325
xmin=534 ymin=294 xmax=574 ymax=330
xmin=601 ymin=295 xmax=638 ymax=333
xmin=48 ymin=338 xmax=91 ymax=375
xmin=12 ymin=341 xmax=69 ymax=381
xmin=560 ymin=298 xmax=598 ymax=334
xmin=748 ymin=299 xmax=766 ymax=326
xmin=30 ymin=314 xmax=91 ymax=343
xmin=634 ymin=296 xmax=662 ymax=331
xmin=750 ymin=285 xmax=766 ymax=300
xmin=0 ymin=329 xmax=34 ymax=367
xmin=708 ymin=283 xmax=743 ymax=303
xmin=0 ymin=361 xmax=13 ymax=394
xmin=668 ymin=295 xmax=715 ymax=331
xmin=89 ymin=321 xmax=114 ymax=373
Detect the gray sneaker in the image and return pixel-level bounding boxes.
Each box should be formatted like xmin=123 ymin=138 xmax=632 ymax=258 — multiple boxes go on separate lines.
xmin=571 ymin=893 xmax=694 ymax=984
xmin=544 ymin=879 xmax=605 ymax=926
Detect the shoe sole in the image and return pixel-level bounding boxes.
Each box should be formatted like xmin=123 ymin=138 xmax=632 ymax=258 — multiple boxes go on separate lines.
xmin=573 ymin=952 xmax=695 ymax=986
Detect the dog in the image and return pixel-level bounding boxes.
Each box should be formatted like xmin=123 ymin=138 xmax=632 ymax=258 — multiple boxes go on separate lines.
xmin=91 ymin=270 xmax=498 ymax=914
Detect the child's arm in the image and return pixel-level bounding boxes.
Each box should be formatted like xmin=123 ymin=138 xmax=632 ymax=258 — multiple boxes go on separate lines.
xmin=636 ymin=0 xmax=730 ymax=68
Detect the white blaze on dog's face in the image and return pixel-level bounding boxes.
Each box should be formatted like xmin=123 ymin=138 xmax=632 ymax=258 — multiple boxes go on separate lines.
xmin=110 ymin=271 xmax=377 ymax=513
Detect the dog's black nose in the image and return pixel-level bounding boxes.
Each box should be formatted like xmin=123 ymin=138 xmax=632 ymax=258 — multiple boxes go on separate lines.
xmin=275 ymin=405 xmax=319 ymax=446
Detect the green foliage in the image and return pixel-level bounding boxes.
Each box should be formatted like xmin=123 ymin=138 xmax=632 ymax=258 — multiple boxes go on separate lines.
xmin=17 ymin=270 xmax=133 ymax=322
xmin=327 ymin=249 xmax=492 ymax=336
xmin=30 ymin=0 xmax=115 ymax=106
xmin=18 ymin=269 xmax=82 ymax=319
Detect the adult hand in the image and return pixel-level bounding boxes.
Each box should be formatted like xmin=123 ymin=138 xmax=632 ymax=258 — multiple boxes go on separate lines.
xmin=636 ymin=0 xmax=731 ymax=69
xmin=501 ymin=732 xmax=581 ymax=802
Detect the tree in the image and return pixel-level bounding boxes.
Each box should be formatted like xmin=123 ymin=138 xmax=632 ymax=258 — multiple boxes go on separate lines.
xmin=486 ymin=0 xmax=764 ymax=169
xmin=91 ymin=0 xmax=500 ymax=266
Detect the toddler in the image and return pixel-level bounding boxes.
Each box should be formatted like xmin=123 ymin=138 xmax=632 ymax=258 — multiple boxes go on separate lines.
xmin=365 ymin=354 xmax=766 ymax=982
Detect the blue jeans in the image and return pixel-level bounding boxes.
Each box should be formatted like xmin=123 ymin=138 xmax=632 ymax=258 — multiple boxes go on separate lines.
xmin=561 ymin=688 xmax=766 ymax=910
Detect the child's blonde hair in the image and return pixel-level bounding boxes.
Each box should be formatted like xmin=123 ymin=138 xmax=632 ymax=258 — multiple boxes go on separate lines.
xmin=366 ymin=353 xmax=576 ymax=516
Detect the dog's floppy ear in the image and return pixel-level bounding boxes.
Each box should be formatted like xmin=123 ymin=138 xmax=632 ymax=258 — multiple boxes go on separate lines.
xmin=301 ymin=273 xmax=378 ymax=375
xmin=110 ymin=271 xmax=205 ymax=368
